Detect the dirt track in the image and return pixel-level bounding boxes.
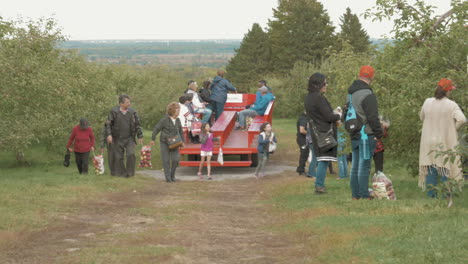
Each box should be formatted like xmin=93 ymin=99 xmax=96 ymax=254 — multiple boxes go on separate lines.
xmin=1 ymin=166 xmax=312 ymax=264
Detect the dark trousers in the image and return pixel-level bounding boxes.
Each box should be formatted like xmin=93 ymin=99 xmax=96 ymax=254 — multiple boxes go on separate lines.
xmin=113 ymin=138 xmax=136 ymax=177
xmin=74 ymin=151 xmax=90 ymax=174
xmin=107 ymin=143 xmax=116 ymax=176
xmin=296 ymin=138 xmax=309 ymax=173
xmin=373 ymin=151 xmax=384 ymax=173
xmin=212 ymin=101 xmax=225 ymax=120
xmin=160 ymin=142 xmax=180 ymax=182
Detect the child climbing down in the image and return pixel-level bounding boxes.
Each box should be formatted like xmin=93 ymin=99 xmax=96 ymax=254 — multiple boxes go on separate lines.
xmin=198 ymin=123 xmax=218 ymax=180
xmin=255 ymin=122 xmax=277 ymax=178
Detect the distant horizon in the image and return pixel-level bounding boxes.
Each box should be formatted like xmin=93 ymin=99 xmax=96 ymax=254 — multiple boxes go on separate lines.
xmin=65 ymin=37 xmax=388 ymax=42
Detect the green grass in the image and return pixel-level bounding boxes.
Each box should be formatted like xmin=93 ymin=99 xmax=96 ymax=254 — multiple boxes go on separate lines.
xmin=0 ymin=144 xmax=154 ymax=232
xmin=1 ymin=118 xmax=466 ymax=263
xmin=265 ymin=159 xmax=468 ymax=264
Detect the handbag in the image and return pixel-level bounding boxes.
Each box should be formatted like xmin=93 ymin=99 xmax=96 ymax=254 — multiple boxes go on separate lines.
xmin=268 ymin=142 xmax=277 ymax=153
xmin=267 ymin=132 xmax=277 ymax=153
xmin=310 ymin=120 xmax=337 ymax=152
xmin=63 ymin=149 xmax=70 ymax=167
xmin=167 ymin=134 xmax=183 ymax=150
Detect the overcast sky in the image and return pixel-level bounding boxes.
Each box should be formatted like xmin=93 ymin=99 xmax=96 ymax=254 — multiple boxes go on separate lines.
xmin=0 ymin=0 xmax=453 ymax=40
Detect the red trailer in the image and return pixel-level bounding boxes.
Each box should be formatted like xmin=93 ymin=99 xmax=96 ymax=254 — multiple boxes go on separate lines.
xmin=179 ymin=93 xmax=275 ymax=167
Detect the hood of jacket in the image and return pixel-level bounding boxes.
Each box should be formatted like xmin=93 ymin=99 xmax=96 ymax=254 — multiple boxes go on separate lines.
xmin=213 ymin=76 xmax=223 ymax=84
xmin=348 ymin=80 xmax=372 ymax=94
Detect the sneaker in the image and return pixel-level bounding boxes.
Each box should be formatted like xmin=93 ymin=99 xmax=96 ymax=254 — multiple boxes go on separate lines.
xmin=259 ymin=172 xmax=266 ymax=178
xmin=352 ymin=197 xmax=360 ymax=200
xmin=207 ymin=176 xmax=213 ymax=180
xmin=197 ymin=172 xmax=203 ymax=180
xmin=314 ymin=187 xmax=327 ymax=194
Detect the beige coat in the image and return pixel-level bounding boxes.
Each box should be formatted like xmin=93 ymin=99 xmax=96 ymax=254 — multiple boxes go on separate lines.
xmin=419 ymin=97 xmax=466 ymax=189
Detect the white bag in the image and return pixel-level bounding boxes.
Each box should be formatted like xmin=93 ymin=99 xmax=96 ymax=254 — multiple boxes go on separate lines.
xmin=92 ymin=154 xmax=105 ymax=175
xmin=307 ymin=149 xmax=312 ymax=163
xmin=371 ymin=171 xmax=396 ymax=200
xmin=217 ymin=147 xmax=224 ymax=165
xmin=268 ymin=142 xmax=277 ymax=153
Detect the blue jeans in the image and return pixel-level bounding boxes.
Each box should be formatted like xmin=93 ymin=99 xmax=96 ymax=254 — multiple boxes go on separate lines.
xmin=338 ymin=154 xmax=348 ymax=179
xmin=315 ymin=161 xmax=329 ymax=188
xmin=426 ymin=166 xmax=448 ymax=198
xmin=350 ymin=138 xmax=377 ymax=198
xmin=238 ymin=109 xmax=257 ymax=127
xmin=195 ymin=107 xmax=213 ymax=123
xmin=307 ymin=144 xmax=317 ymax=177
xmin=212 ymin=101 xmax=225 ymax=120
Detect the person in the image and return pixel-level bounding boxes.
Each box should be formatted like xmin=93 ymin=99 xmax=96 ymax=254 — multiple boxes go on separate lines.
xmin=296 ymin=111 xmax=309 ymax=175
xmin=258 ymin=80 xmax=272 ymax=93
xmin=178 ymin=95 xmax=193 ymax=129
xmin=306 ymin=125 xmax=317 ymax=178
xmin=186 ymin=80 xmax=213 ymax=124
xmin=66 ymin=118 xmax=95 ymax=175
xmin=255 ymin=122 xmax=277 ymax=178
xmin=345 ymin=65 xmax=383 ymax=200
xmin=185 ymin=93 xmax=195 ymax=116
xmin=199 ymin=80 xmax=213 ymax=110
xmin=304 ymin=73 xmax=341 ymax=194
xmin=209 ymin=69 xmax=237 ymax=120
xmin=100 ymin=123 xmax=115 ymax=176
xmin=419 ymin=78 xmax=466 ymax=197
xmin=337 ymin=124 xmax=348 ymax=179
xmin=150 ymin=102 xmax=183 ymax=183
xmin=373 ymin=116 xmax=390 ymax=173
xmin=198 ymin=123 xmax=218 ymax=180
xmin=105 ymin=94 xmax=144 ymax=178
xmin=236 ymin=86 xmax=274 ymax=130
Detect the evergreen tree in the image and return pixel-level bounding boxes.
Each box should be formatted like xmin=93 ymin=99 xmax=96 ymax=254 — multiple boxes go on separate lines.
xmin=338 ymin=7 xmax=371 ymax=53
xmin=226 ymin=23 xmax=271 ymax=91
xmin=268 ymin=0 xmax=335 ymax=73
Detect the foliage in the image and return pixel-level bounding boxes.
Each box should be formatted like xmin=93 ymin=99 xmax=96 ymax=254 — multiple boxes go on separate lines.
xmin=365 ymin=0 xmax=468 ymax=174
xmin=0 ymin=18 xmax=216 ymax=162
xmin=336 ymin=7 xmax=372 ymax=53
xmin=428 ymin=127 xmax=467 ymax=207
xmin=268 ymin=0 xmax=335 ymax=73
xmin=273 ymin=42 xmax=372 ymax=119
xmin=226 ymin=23 xmax=271 ymax=91
xmin=0 ymin=17 xmax=116 ymax=156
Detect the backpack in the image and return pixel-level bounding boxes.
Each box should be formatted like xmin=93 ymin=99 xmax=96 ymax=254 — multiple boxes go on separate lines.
xmin=345 ymin=94 xmax=362 ymax=134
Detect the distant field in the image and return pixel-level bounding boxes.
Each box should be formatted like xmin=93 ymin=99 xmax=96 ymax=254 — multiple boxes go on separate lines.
xmin=60 ymin=39 xmax=241 ymax=67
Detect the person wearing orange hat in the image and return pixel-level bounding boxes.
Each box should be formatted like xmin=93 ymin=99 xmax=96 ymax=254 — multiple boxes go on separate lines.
xmin=419 ymin=78 xmax=466 ymax=198
xmin=345 ymin=65 xmax=383 ymax=200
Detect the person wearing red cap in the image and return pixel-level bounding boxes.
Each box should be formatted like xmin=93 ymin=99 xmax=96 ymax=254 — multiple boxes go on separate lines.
xmin=419 ymin=78 xmax=466 ymax=198
xmin=345 ymin=65 xmax=383 ymax=200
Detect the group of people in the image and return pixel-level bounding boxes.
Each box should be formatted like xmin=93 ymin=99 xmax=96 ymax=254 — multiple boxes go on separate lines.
xmin=66 ymin=67 xmax=279 ymax=182
xmin=295 ymin=65 xmax=465 ymax=199
xmin=66 ymin=65 xmax=465 ymax=199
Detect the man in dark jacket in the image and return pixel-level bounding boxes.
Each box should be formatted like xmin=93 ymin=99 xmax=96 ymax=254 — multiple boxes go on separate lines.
xmin=346 ymin=65 xmax=383 ymax=200
xmin=209 ymin=70 xmax=237 ymax=120
xmin=105 ymin=94 xmax=143 ymax=177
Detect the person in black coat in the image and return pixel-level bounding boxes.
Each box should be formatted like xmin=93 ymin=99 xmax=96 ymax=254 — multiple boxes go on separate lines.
xmin=296 ymin=111 xmax=309 ymax=175
xmin=304 ymin=73 xmax=342 ymax=194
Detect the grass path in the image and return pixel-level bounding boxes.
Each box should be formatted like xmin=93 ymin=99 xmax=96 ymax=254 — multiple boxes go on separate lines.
xmin=1 ymin=172 xmax=307 ymax=264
